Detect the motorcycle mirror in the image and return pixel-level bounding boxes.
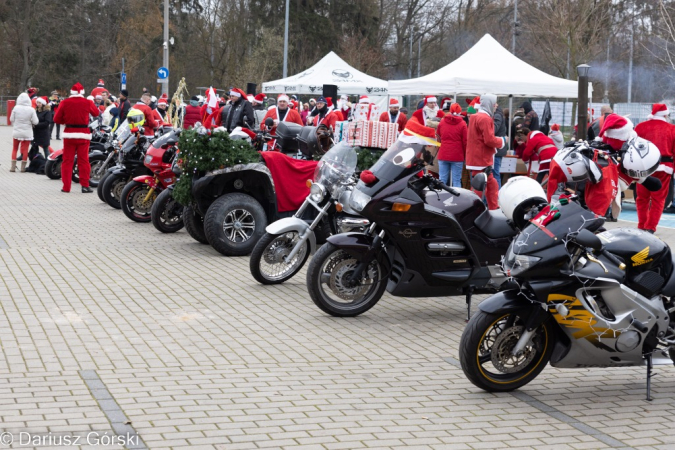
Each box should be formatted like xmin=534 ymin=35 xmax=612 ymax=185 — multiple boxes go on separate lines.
xmin=575 ymin=229 xmax=602 ymax=251
xmin=470 ymin=172 xmax=487 ymax=192
xmin=265 ymin=118 xmax=274 ymax=127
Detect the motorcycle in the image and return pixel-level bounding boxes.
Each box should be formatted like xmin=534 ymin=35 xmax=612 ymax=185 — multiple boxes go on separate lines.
xmin=151 ymin=153 xmax=184 ymax=233
xmin=45 ymin=119 xmax=114 ymax=186
xmin=305 ymin=139 xmax=521 ymax=318
xmin=120 ymin=129 xmax=180 ymax=222
xmin=249 ymin=141 xmax=369 ymax=284
xmin=459 ymin=184 xmax=675 ymax=400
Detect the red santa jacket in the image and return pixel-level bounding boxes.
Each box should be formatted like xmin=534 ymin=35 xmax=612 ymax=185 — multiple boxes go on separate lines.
xmin=466 ymin=111 xmax=506 ymax=170
xmin=132 ymin=102 xmax=158 ymax=136
xmin=261 ymin=107 xmax=303 ymax=135
xmin=519 ymin=130 xmax=557 ymax=173
xmin=411 ymin=108 xmax=444 ymax=125
xmin=53 ymin=94 xmax=100 ymax=141
xmin=379 ymin=111 xmax=408 ymax=133
xmin=635 ymin=118 xmax=675 ymax=174
xmin=311 ymin=110 xmax=340 ymax=131
xmin=436 ymin=114 xmax=467 ymax=162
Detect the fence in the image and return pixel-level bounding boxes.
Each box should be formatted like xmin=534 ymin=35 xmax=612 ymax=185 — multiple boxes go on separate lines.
xmin=0 ymin=96 xmax=18 ymax=116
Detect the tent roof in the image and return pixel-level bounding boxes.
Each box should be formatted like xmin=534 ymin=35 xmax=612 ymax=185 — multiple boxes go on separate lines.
xmin=262 ymin=51 xmax=388 ymax=96
xmin=388 ymin=34 xmax=590 ymax=98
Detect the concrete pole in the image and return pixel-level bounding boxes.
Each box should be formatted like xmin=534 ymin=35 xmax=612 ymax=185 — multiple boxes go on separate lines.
xmin=417 ymin=35 xmax=421 ymax=77
xmin=628 ymin=2 xmax=634 ymax=102
xmin=283 ymin=0 xmax=289 ymax=78
xmin=163 ymin=0 xmax=169 ymax=95
xmin=512 ymin=0 xmax=518 ymax=55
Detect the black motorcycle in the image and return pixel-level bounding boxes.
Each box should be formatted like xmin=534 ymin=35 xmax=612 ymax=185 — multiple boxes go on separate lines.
xmin=305 ymin=139 xmax=518 ymax=317
xmin=151 ymin=152 xmax=184 ymax=233
xmin=100 ymin=129 xmax=152 ymax=209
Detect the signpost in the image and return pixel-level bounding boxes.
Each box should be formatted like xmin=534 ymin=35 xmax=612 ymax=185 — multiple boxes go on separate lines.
xmin=157 ymin=67 xmax=169 ymax=79
xmin=121 ymin=73 xmax=127 ymax=91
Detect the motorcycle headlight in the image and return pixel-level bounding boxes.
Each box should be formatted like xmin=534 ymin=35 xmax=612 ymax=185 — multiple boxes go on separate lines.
xmin=309 ymin=182 xmax=325 ymax=202
xmin=144 ymin=155 xmax=153 ymax=164
xmin=504 ymin=247 xmax=541 ymax=276
xmin=349 ymin=189 xmax=371 ymax=212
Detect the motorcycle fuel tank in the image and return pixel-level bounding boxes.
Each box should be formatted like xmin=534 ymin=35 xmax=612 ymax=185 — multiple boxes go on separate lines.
xmin=598 ymin=228 xmax=672 ymax=278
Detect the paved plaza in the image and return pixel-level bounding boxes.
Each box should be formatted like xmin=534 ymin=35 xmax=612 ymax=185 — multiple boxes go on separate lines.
xmin=1 ymin=123 xmax=675 ymax=450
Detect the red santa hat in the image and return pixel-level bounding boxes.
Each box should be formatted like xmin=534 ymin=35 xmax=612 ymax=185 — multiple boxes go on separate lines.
xmin=290 ymin=100 xmax=298 ymax=110
xmin=648 ymin=103 xmax=670 ymax=120
xmin=359 ymin=95 xmax=370 ymax=104
xmin=550 ymin=123 xmax=560 ymax=131
xmin=326 ymin=98 xmax=333 ymax=108
xmin=158 ymin=97 xmax=168 ymax=106
xmin=229 ymin=88 xmax=246 ymax=98
xmin=400 ymin=120 xmax=440 ymax=147
xmin=252 ymin=93 xmax=265 ymax=104
xmin=97 ymin=79 xmax=105 ymax=87
xmin=599 ymin=114 xmax=633 ymax=141
xmin=389 ymin=98 xmax=400 ymax=108
xmin=95 ymin=94 xmax=102 ymax=100
xmin=278 ymin=94 xmax=290 ymax=102
xmin=441 ymin=97 xmax=453 ymax=109
xmin=71 ymin=82 xmax=85 ymax=96
xmin=450 ymin=103 xmax=462 ymax=115
xmin=36 ymin=96 xmax=47 ymax=106
xmin=424 ymin=96 xmax=438 ymax=105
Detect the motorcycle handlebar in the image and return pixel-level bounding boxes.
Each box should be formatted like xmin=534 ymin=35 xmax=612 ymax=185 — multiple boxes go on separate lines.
xmin=600 ymin=248 xmax=625 ymax=269
xmin=428 ymin=176 xmax=460 ymax=196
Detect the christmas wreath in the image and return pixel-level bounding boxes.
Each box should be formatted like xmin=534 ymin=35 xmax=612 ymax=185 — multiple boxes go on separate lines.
xmin=172 ymin=125 xmax=260 ymax=205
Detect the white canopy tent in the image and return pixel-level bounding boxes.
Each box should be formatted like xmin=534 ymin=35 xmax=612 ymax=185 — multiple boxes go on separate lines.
xmin=388 ymin=34 xmax=591 ymax=98
xmin=262 ymin=52 xmax=389 ymax=112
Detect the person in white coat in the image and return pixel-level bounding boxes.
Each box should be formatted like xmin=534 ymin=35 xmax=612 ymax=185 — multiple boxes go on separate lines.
xmin=10 ymin=92 xmax=38 ymax=172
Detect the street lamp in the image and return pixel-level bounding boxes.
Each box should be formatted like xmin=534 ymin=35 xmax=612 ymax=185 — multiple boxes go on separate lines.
xmin=577 ymin=64 xmax=590 ymax=141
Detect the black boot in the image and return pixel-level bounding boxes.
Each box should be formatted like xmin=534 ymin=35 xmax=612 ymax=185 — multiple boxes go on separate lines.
xmin=81 ymin=187 xmax=93 ymax=193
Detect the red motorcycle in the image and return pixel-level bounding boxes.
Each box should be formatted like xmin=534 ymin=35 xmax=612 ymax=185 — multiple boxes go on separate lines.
xmin=120 ymin=129 xmax=180 ymax=223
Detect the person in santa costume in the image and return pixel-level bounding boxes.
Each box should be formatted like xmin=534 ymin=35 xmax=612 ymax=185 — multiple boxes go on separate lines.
xmin=411 ymin=96 xmax=444 ymax=127
xmin=53 ymin=82 xmax=100 ymax=193
xmin=465 ymin=94 xmax=506 ymax=210
xmin=251 ymin=93 xmax=266 ymax=111
xmin=378 ymin=98 xmax=407 ymax=132
xmin=635 ymin=103 xmax=675 ymax=232
xmin=132 ymin=92 xmax=159 ymax=137
xmin=338 ymin=94 xmax=352 ymax=121
xmin=260 ymin=94 xmax=303 ymax=149
xmin=91 ymin=79 xmax=108 ymax=99
xmin=219 ymin=88 xmax=255 ymax=132
xmin=514 ymin=127 xmax=558 ymax=183
xmin=156 ymin=94 xmax=169 ymax=120
xmin=307 ymin=96 xmax=340 ymax=130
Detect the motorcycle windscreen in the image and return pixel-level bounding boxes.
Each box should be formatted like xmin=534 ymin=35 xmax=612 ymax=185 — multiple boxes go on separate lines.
xmin=366 ymin=140 xmax=427 ymax=183
xmin=513 ymin=200 xmax=604 ymax=254
xmin=115 ymin=120 xmax=132 ymax=145
xmin=314 ymin=141 xmax=357 ymax=186
xmin=152 ymin=129 xmax=181 ymax=149
xmin=120 ymin=135 xmax=138 ymax=153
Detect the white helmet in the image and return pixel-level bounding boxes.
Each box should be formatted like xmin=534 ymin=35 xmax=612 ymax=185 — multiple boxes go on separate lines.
xmin=229 ymin=126 xmax=252 ymax=142
xmin=553 ymin=146 xmax=603 ymax=183
xmin=499 ymin=176 xmax=547 ymax=229
xmin=621 ymin=137 xmax=660 ymax=180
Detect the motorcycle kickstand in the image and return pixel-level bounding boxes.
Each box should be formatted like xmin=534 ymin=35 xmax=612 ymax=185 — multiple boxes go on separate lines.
xmin=645 ymin=352 xmax=655 ymax=402
xmin=465 ymin=286 xmax=475 ymax=323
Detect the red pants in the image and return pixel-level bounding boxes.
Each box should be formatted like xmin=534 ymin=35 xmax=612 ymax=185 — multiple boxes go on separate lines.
xmin=12 ymin=139 xmax=30 ymax=160
xmin=636 ymin=171 xmax=671 ymax=231
xmin=62 ymin=139 xmax=91 ymax=192
xmin=471 ymin=170 xmax=499 ymax=210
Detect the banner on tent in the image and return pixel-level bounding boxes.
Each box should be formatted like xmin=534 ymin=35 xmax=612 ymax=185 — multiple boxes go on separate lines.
xmin=263 ymin=85 xmax=387 ymax=94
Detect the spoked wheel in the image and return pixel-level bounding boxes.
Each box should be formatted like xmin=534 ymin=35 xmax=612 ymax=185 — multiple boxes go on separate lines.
xmin=88 ymin=154 xmax=109 ymax=187
xmin=250 ymin=232 xmax=310 ymax=284
xmin=204 ymin=193 xmax=266 ymax=256
xmin=459 ymin=311 xmax=554 ymax=392
xmin=101 ymin=173 xmax=128 ymax=209
xmin=121 ymin=181 xmax=156 ymax=223
xmin=306 ymin=243 xmax=387 ymax=317
xmin=45 ymin=159 xmax=62 ymax=180
xmin=151 ymin=188 xmax=184 ymax=233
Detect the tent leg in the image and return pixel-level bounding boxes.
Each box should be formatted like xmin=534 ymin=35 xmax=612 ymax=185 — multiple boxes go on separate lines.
xmin=508 ymin=95 xmax=513 ymax=151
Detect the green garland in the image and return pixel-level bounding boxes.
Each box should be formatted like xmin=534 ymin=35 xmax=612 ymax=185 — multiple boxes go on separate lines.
xmin=356 ymin=147 xmax=384 ymax=171
xmin=173 ymin=127 xmax=260 ymax=205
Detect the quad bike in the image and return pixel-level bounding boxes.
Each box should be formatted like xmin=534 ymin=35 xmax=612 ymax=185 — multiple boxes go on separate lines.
xmin=120 ymin=129 xmax=180 ymax=222
xmin=184 ymin=121 xmax=333 ymax=256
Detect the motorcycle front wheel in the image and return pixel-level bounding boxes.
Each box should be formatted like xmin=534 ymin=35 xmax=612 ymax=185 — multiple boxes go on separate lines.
xmin=88 ymin=154 xmax=109 ymax=188
xmin=306 ymin=243 xmax=387 ymax=317
xmin=459 ymin=311 xmax=554 ymax=392
xmin=45 ymin=159 xmax=62 ymax=180
xmin=250 ymin=232 xmax=310 ymax=284
xmin=151 ymin=188 xmax=184 ymax=233
xmin=101 ymin=172 xmax=128 ymax=209
xmin=121 ymin=181 xmax=156 ymax=223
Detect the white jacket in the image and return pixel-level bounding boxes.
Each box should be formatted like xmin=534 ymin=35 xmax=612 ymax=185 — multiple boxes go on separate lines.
xmin=101 ymin=104 xmax=114 ymax=126
xmin=11 ymin=93 xmax=38 ymax=141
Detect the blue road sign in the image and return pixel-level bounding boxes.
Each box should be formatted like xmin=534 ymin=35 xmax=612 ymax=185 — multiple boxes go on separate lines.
xmin=121 ymin=73 xmax=127 ymax=84
xmin=157 ymin=67 xmax=169 ymax=79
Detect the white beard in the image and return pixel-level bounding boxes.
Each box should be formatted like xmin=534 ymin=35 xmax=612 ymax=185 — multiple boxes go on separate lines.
xmin=424 ymin=105 xmax=439 ymax=118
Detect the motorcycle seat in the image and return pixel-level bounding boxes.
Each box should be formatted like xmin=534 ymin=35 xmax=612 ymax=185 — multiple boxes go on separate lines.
xmin=661 ymin=255 xmax=675 ymax=297
xmin=474 ymin=209 xmax=516 ymax=239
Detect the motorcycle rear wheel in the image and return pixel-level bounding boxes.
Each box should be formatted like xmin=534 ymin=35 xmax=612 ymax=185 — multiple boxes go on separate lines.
xmin=459 ymin=311 xmax=554 ymax=392
xmin=101 ymin=172 xmax=127 ymax=209
xmin=121 ymin=181 xmax=156 ymax=223
xmin=182 ymin=205 xmax=208 ymax=244
xmin=250 ymin=232 xmax=310 ymax=284
xmin=45 ymin=159 xmax=62 ymax=180
xmin=151 ymin=188 xmax=184 ymax=233
xmin=306 ymin=243 xmax=387 ymax=317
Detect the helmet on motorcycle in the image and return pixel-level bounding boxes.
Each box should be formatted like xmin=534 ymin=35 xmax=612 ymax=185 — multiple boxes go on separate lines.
xmin=126 ymin=109 xmax=145 ymax=129
xmin=621 ymin=137 xmax=660 ymax=180
xmin=498 ymin=176 xmax=547 ymax=230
